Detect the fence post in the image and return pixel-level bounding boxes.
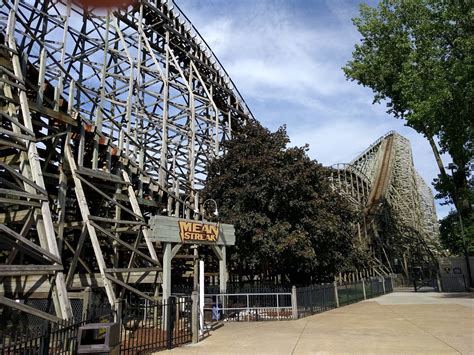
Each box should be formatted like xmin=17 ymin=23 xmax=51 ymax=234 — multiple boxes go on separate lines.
xmin=167 ymin=297 xmax=174 ymax=350
xmin=291 ymin=286 xmax=298 ymax=320
xmin=437 ymin=274 xmax=442 ymax=292
xmin=333 ymin=280 xmax=339 ymax=308
xmin=191 ymin=291 xmax=199 ymax=344
xmin=39 ymin=320 xmax=51 ymax=355
xmin=114 ymin=298 xmax=122 ymax=328
xmin=82 ymin=287 xmax=92 ymax=321
xmin=381 ymin=277 xmax=386 ymax=294
xmin=276 ymin=294 xmax=280 ymax=320
xmin=362 ymin=279 xmax=367 ymax=300
xmin=390 ymin=274 xmax=394 ymax=292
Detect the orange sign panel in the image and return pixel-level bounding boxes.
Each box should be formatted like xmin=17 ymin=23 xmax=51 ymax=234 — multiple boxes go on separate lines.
xmin=178 ymin=221 xmax=219 ymax=243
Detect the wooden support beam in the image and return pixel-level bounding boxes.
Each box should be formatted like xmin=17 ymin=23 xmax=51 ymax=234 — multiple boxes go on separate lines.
xmin=0 ymin=264 xmax=63 ymax=276
xmin=0 ymin=93 xmax=77 ymax=126
xmin=0 ymin=224 xmax=62 ymax=264
xmin=76 ymin=174 xmax=142 ymax=220
xmin=105 ymin=274 xmax=156 ymax=302
xmin=0 ymin=296 xmax=61 ymax=323
xmin=90 ymin=221 xmax=160 ymax=266
xmin=171 ymin=243 xmax=182 ymax=259
xmin=66 ymin=225 xmax=88 ymax=288
xmin=104 ymin=267 xmax=162 ymax=273
xmin=0 ymin=162 xmax=48 ymax=195
xmin=65 ymin=143 xmax=117 ymax=307
xmin=77 ymin=166 xmax=129 ymax=185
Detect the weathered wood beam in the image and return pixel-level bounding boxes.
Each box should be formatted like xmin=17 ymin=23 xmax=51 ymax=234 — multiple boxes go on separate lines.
xmin=0 ymin=224 xmax=62 ymax=264
xmin=0 ymin=295 xmax=61 ymax=323
xmin=0 ymin=264 xmax=63 ymax=276
xmin=105 ymin=274 xmax=156 ymax=302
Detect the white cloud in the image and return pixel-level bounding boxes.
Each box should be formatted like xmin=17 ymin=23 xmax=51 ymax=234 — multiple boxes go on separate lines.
xmin=177 ymin=0 xmax=453 ymax=219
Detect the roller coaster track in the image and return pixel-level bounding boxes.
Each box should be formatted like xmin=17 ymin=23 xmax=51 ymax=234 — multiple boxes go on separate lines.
xmin=0 ymin=0 xmax=252 ymax=321
xmin=331 ymin=132 xmax=441 ymax=276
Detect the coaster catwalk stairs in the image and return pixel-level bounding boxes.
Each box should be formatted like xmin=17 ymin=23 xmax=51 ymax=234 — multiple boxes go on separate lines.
xmin=331 ymin=132 xmax=442 ymax=277
xmin=0 ymin=0 xmax=252 ymax=321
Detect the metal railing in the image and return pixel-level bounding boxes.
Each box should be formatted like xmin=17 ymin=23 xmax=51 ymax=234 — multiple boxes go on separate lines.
xmin=384 ymin=276 xmax=394 ymax=293
xmin=0 ymin=297 xmax=193 ymax=354
xmin=204 ymin=293 xmax=293 ymax=321
xmin=364 ymin=278 xmax=385 ymax=298
xmin=296 ymin=284 xmax=336 ymax=318
xmin=441 ymin=275 xmax=467 ymax=292
xmin=337 ymin=281 xmax=365 ymax=306
xmin=120 ymin=296 xmax=192 ymax=354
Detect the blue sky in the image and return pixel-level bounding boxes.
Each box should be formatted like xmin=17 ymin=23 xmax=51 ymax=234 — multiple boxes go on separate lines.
xmin=176 ymin=0 xmax=453 ymax=219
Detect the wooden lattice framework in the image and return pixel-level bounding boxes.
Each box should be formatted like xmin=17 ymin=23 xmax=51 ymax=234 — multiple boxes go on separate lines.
xmin=0 ymin=0 xmax=252 ymax=320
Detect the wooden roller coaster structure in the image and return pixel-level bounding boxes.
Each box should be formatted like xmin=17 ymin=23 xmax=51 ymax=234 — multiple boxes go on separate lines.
xmin=0 ymin=0 xmax=441 ymax=323
xmin=331 ymin=132 xmax=441 ymax=278
xmin=0 ymin=0 xmax=252 ymax=321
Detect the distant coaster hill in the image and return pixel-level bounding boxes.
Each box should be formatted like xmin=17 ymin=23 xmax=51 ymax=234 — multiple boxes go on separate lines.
xmin=331 ymin=131 xmax=441 ymax=279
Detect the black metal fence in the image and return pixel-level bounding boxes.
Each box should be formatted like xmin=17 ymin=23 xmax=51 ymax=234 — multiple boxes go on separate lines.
xmin=0 ymin=314 xmax=105 ymax=354
xmin=296 ymin=284 xmax=336 ymax=318
xmin=0 ymin=297 xmax=192 ymax=354
xmin=441 ymin=275 xmax=467 ymax=292
xmin=364 ymin=278 xmax=385 ymax=298
xmin=337 ymin=281 xmax=365 ymax=306
xmin=120 ymin=296 xmax=192 ymax=354
xmin=384 ymin=276 xmax=393 ymax=293
xmin=413 ymin=277 xmax=439 ymax=292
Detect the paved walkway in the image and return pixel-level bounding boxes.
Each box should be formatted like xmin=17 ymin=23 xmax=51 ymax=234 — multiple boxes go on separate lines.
xmin=164 ymin=292 xmax=474 ymax=354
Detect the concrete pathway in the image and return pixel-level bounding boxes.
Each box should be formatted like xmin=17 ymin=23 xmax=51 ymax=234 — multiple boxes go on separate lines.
xmin=164 ymin=292 xmax=474 ymax=354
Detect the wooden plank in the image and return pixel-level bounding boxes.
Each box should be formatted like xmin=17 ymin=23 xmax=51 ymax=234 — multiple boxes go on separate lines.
xmin=104 ymin=267 xmax=162 ymax=273
xmin=0 ymin=296 xmax=61 ymax=323
xmin=0 ymin=188 xmax=48 ymax=200
xmin=0 ymin=264 xmax=63 ymax=276
xmin=77 ymin=166 xmax=129 ymax=184
xmin=0 ymin=209 xmax=30 ymax=224
xmin=4 ymin=33 xmax=71 ymax=317
xmin=0 ymin=197 xmax=41 ymax=207
xmin=0 ymin=138 xmax=27 ymax=150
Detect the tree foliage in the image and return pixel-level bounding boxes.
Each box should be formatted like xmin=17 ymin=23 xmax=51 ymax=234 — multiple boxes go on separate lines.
xmin=343 ymin=0 xmax=473 ymax=217
xmin=204 ymin=120 xmax=368 ymax=284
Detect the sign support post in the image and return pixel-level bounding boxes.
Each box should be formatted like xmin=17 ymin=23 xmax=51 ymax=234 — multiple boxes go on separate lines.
xmin=199 ymin=259 xmax=204 ymax=336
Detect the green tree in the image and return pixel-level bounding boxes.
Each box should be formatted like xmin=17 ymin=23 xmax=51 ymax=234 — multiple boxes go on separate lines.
xmin=204 ymin=120 xmax=368 ymax=285
xmin=343 ymin=0 xmax=473 ymax=220
xmin=439 ymin=210 xmax=474 ymax=256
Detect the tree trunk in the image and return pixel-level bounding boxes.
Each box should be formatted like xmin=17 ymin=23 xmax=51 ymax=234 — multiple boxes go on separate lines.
xmin=426 ymin=135 xmax=447 ymax=179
